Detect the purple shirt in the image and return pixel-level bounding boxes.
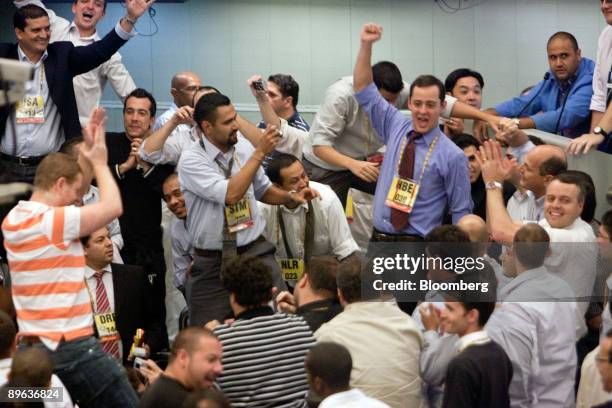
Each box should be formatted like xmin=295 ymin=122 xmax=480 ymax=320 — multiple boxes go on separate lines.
xmin=354 ymin=83 xmax=472 ymax=237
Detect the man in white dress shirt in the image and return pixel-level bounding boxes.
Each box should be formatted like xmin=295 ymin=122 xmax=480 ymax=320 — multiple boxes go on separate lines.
xmin=14 ymin=0 xmax=137 ymax=127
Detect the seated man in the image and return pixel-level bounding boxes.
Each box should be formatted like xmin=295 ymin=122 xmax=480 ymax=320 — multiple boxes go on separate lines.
xmin=259 ymin=153 xmax=358 ymax=282
xmin=139 ymin=327 xmax=223 ymax=408
xmin=209 ymin=257 xmax=315 ymax=407
xmin=275 ymin=255 xmax=343 ymax=333
xmin=486 ymin=32 xmax=595 ymax=138
xmin=81 ymin=227 xmax=166 ymax=364
xmin=443 ymin=68 xmax=485 ymax=138
xmin=487 ymin=224 xmax=579 ymax=408
xmin=315 ymin=255 xmax=424 ymax=408
xmin=305 ymin=342 xmax=390 ymax=407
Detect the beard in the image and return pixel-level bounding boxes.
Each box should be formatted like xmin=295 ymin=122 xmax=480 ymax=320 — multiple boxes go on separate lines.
xmin=226 ymin=131 xmax=238 ymax=147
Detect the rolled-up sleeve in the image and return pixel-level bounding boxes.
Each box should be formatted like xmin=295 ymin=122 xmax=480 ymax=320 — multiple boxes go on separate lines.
xmin=445 ymin=153 xmax=473 ymax=223
xmin=354 ymin=82 xmax=407 ymax=145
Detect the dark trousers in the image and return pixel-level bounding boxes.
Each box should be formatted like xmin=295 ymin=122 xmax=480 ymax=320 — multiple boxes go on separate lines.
xmin=0 ymin=157 xmax=39 ymax=184
xmin=186 ymin=239 xmax=287 ymax=327
xmin=303 ymin=158 xmax=376 ymax=207
xmin=120 ymin=248 xmax=169 ymax=350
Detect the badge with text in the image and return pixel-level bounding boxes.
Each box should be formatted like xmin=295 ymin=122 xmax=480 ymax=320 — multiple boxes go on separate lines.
xmin=277 ymin=258 xmax=304 ymax=282
xmin=385 ymin=176 xmax=420 ymax=213
xmin=16 ymin=95 xmax=45 ymax=124
xmin=225 ymin=198 xmax=254 ymax=233
xmin=94 ymin=312 xmax=120 ymax=342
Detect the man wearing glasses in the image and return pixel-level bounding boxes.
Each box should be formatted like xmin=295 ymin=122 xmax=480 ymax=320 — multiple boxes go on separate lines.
xmin=154 ymin=71 xmax=203 ymax=134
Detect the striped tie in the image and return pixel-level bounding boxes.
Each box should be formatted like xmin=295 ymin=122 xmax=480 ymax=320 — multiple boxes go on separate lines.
xmin=94 ymin=271 xmax=121 ymax=360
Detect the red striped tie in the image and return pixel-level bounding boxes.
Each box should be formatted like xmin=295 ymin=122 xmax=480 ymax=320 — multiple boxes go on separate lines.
xmin=390 ymin=131 xmax=422 ymax=231
xmin=94 ymin=271 xmax=121 ymax=360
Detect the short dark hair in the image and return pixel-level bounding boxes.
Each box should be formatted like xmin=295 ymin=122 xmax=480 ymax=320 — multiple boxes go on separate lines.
xmin=124 ymin=88 xmax=157 ymax=117
xmin=563 ymin=170 xmax=596 ymax=222
xmin=59 ymin=136 xmax=85 ymax=159
xmin=73 ymin=0 xmax=108 ymax=11
xmin=182 ymin=389 xmax=231 ymax=408
xmin=539 ymin=156 xmax=567 ymax=177
xmin=337 ymin=254 xmax=377 ymax=303
xmin=170 ymin=327 xmax=217 ymax=364
xmin=14 ymin=4 xmax=48 ymax=31
xmin=305 ymin=342 xmax=352 ymax=390
xmin=372 ymin=61 xmax=404 ymax=94
xmin=454 ymin=134 xmax=481 ymax=151
xmin=192 ymin=85 xmax=220 ymax=107
xmin=305 ymin=255 xmax=340 ymax=298
xmin=602 ymin=210 xmax=612 ymax=241
xmin=9 ymin=348 xmax=53 ymax=388
xmin=194 ymin=92 xmax=232 ymax=131
xmin=514 ymin=223 xmax=550 ymax=269
xmin=444 ymin=68 xmax=485 ymax=93
xmin=266 ymin=153 xmax=300 ymax=185
xmin=268 ymin=74 xmax=300 ymax=108
xmin=409 ymin=75 xmax=446 ymax=103
xmin=547 ymin=31 xmax=579 ymax=51
xmin=0 ymin=311 xmax=16 ymax=358
xmin=551 ymin=172 xmax=587 ymax=204
xmin=425 ymin=225 xmax=472 ymax=260
xmin=460 ymin=301 xmax=496 ymax=327
xmin=221 ymin=257 xmax=273 ymax=308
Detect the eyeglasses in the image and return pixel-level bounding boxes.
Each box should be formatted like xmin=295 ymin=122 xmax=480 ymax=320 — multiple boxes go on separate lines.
xmin=178 ymin=85 xmax=207 ymax=94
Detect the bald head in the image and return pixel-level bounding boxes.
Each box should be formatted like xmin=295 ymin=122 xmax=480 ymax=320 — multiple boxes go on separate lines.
xmin=521 ymin=145 xmax=567 ymax=197
xmin=458 ymin=215 xmax=488 ymax=243
xmin=171 ymin=71 xmax=202 ymax=107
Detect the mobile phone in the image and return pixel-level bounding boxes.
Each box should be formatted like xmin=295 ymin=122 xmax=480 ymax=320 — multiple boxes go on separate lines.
xmin=253 ymin=80 xmax=265 ymax=91
xmin=134 ymin=357 xmax=146 ymax=369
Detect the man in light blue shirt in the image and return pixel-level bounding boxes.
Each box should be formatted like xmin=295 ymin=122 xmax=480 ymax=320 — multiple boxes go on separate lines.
xmin=487 ymin=31 xmax=595 ymax=138
xmin=177 ymin=92 xmax=319 ymax=326
xmin=352 ymin=23 xmax=472 ymax=240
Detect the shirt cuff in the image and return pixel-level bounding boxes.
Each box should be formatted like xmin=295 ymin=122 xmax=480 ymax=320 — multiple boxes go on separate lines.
xmin=141 ymin=164 xmax=155 ymax=178
xmin=115 ymin=164 xmax=124 ymax=180
xmin=115 ymin=20 xmax=136 ymax=40
xmin=423 ymin=330 xmax=440 ymax=346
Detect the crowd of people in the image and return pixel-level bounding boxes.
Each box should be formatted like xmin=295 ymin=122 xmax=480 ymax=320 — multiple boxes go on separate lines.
xmin=0 ymin=0 xmax=611 ymax=407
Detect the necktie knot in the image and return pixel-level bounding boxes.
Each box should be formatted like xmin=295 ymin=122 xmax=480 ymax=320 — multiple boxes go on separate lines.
xmin=94 ymin=271 xmax=105 ymax=281
xmin=409 ymin=130 xmax=423 ymax=142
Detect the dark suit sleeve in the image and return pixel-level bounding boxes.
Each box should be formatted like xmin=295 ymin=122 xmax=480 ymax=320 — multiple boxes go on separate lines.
xmin=141 ymin=272 xmax=166 ymax=355
xmin=441 ymin=358 xmax=478 ymax=408
xmin=68 ymin=27 xmax=128 ymax=77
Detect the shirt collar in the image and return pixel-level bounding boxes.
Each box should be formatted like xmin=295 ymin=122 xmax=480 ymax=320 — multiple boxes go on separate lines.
xmin=408 ymin=124 xmax=440 ymax=145
xmin=458 ymin=330 xmax=490 ymax=352
xmin=200 ymin=134 xmax=233 ymax=164
xmin=235 ymin=306 xmax=275 ymax=320
xmin=84 ymin=264 xmax=112 ymax=280
xmin=17 ymin=46 xmax=48 ymax=66
xmin=69 ymin=20 xmax=98 ymax=41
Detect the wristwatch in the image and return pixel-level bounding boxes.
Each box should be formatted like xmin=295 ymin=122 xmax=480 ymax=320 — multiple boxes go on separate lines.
xmin=594 ymin=126 xmax=609 ymax=139
xmin=510 ymin=118 xmax=520 ymax=128
xmin=485 ymin=181 xmax=502 ymax=190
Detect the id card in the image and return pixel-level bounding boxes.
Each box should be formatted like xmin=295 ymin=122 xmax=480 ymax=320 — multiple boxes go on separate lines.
xmin=385 ymin=176 xmax=420 ymax=213
xmin=94 ymin=312 xmax=120 ymax=342
xmin=16 ymin=95 xmax=45 ymax=124
xmin=225 ymin=197 xmax=254 ymax=233
xmin=277 ymin=258 xmax=304 ymax=282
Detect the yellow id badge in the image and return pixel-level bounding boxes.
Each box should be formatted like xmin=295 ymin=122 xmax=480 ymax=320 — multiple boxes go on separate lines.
xmin=225 ymin=198 xmax=254 ymax=233
xmin=94 ymin=312 xmax=120 ymax=342
xmin=385 ymin=176 xmax=420 ymax=213
xmin=16 ymin=95 xmax=45 ymax=124
xmin=277 ymin=258 xmax=304 ymax=282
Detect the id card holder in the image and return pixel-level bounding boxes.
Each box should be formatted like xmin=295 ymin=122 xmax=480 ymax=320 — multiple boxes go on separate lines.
xmin=385 ymin=176 xmax=420 ymax=213
xmin=94 ymin=312 xmax=120 ymax=343
xmin=225 ymin=197 xmax=254 ymax=233
xmin=277 ymin=258 xmax=304 ymax=282
xmin=16 ymin=95 xmax=45 ymax=124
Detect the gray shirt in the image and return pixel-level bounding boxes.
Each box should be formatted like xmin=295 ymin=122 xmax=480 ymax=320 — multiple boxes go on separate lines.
xmin=177 ymin=135 xmax=271 ymax=249
xmin=170 ymin=217 xmax=192 ymax=288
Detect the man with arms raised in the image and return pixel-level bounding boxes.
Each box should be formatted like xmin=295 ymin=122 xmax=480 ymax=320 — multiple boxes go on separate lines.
xmin=1 ymin=108 xmax=138 ymax=406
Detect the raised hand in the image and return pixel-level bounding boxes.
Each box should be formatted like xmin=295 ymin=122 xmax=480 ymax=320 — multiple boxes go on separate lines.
xmin=80 ymin=107 xmax=108 ymax=168
xmin=475 ymin=140 xmax=517 ymax=183
xmin=256 ymin=124 xmax=281 ymax=156
xmin=125 ymin=0 xmax=156 ymax=20
xmin=566 ymin=133 xmax=604 ymax=155
xmin=172 ymin=106 xmax=195 ymax=126
xmin=361 ymin=23 xmax=383 ymax=43
xmin=247 ymin=74 xmax=266 ymax=98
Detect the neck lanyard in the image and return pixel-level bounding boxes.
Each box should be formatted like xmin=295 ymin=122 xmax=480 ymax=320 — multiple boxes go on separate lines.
xmin=200 ymin=139 xmax=241 ymax=176
xmin=276 ymin=201 xmax=314 ymax=259
xmin=38 ymin=61 xmax=45 ymax=95
xmin=395 ymin=130 xmax=440 ymax=183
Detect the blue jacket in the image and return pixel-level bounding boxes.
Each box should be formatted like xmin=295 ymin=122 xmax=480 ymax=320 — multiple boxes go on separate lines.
xmin=495 ymin=58 xmax=595 ymax=138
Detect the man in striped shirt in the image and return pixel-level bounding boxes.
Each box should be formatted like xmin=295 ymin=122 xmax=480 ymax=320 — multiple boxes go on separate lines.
xmin=207 ymin=256 xmax=315 ymax=408
xmin=1 ymin=108 xmax=138 ymax=407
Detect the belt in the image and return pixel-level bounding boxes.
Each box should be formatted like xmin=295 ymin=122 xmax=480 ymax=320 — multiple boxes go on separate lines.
xmin=0 ymin=152 xmax=46 ymax=166
xmin=194 ymin=235 xmax=266 ymax=257
xmin=371 ymin=228 xmax=424 ymax=243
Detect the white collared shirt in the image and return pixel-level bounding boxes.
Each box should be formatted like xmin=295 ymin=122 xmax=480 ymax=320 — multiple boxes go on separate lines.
xmin=507 ymin=190 xmax=544 ymax=222
xmin=458 ymin=330 xmax=490 ymax=353
xmin=83 ymin=185 xmax=124 ymax=264
xmin=14 ymin=0 xmax=137 ymax=127
xmin=1 ymin=47 xmax=63 ymax=157
xmin=84 ymin=264 xmax=115 ymax=313
xmin=320 ymin=389 xmax=390 ymax=408
xmin=154 ymin=103 xmax=192 ymax=134
xmin=259 ymin=181 xmax=359 ymax=260
xmin=140 ymin=124 xmax=202 ymax=165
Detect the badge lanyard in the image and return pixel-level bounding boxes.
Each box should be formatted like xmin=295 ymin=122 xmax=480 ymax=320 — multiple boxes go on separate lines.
xmin=394 ymin=130 xmax=441 ymax=185
xmin=276 ymin=202 xmax=314 ymax=260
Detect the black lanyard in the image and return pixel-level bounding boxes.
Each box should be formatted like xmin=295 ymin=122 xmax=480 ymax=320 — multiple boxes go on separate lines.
xmin=277 ymin=201 xmax=314 ymax=260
